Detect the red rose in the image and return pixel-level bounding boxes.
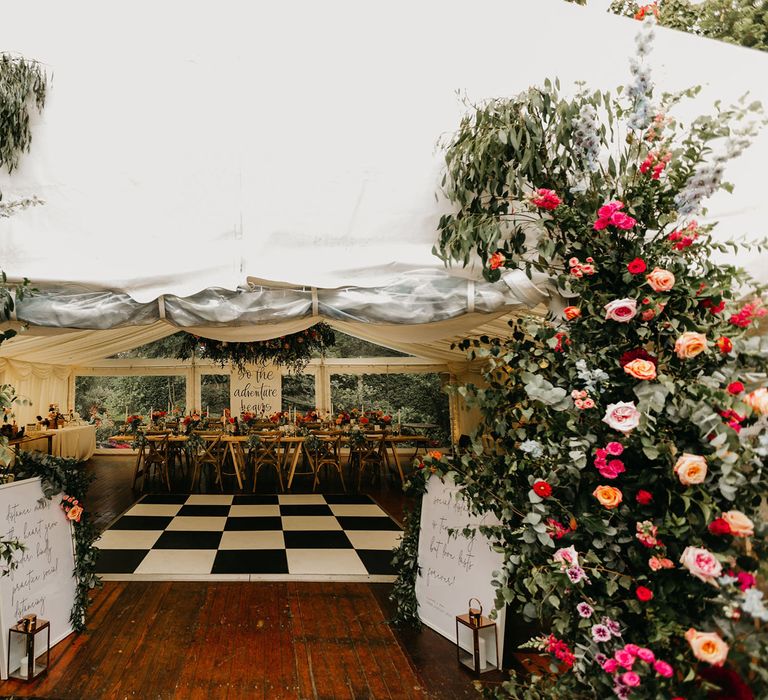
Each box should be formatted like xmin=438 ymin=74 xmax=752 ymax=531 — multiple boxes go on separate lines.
xmin=635 ymin=586 xmax=653 ymax=602
xmin=627 ymin=257 xmax=647 ymax=275
xmin=716 ymin=336 xmax=733 ymax=354
xmin=533 ymin=480 xmax=552 ymax=498
xmin=727 ymin=381 xmax=744 ymax=395
xmin=708 ymin=518 xmax=732 ymax=536
xmin=635 ymin=490 xmax=653 ymax=505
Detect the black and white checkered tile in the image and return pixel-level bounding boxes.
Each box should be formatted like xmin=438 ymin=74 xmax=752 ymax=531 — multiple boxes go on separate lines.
xmin=95 ymin=494 xmax=402 ymax=581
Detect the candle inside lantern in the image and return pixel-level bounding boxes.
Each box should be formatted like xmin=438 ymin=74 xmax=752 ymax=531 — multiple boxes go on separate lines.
xmin=478 ymin=636 xmax=487 ymax=670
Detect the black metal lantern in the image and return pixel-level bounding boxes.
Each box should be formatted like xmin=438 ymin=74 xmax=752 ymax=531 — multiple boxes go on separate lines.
xmin=7 ymin=614 xmax=50 ymax=681
xmin=455 ymin=598 xmax=500 ymax=675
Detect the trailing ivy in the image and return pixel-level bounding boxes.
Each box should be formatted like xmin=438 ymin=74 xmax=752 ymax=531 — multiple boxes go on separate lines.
xmin=175 ymin=323 xmax=336 ymax=374
xmin=15 ymin=451 xmax=101 ymax=632
xmin=390 ymin=464 xmax=430 ymax=626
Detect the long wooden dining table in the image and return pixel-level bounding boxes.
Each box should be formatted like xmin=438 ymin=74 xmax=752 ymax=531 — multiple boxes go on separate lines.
xmin=110 ymin=432 xmax=432 ymax=491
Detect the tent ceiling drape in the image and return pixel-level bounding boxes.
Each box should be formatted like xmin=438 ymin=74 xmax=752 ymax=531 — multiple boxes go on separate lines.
xmin=0 ymin=0 xmax=765 ymax=375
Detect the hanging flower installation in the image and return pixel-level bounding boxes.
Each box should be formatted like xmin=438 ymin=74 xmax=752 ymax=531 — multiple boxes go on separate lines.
xmin=397 ymin=17 xmax=768 ymax=700
xmin=175 ymin=323 xmax=335 ymax=373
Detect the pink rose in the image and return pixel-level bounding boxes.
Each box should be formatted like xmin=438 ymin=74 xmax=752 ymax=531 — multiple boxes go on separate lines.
xmin=680 ymin=546 xmax=722 ymax=584
xmin=602 ymin=659 xmax=618 ymax=673
xmin=553 ymin=545 xmax=579 ymax=568
xmin=637 ymin=648 xmax=655 ymax=663
xmin=602 ymin=401 xmax=641 ymax=433
xmin=653 ymin=660 xmax=673 ymax=677
xmin=646 ymin=267 xmax=675 ymax=292
xmin=606 ymin=442 xmax=624 ymax=456
xmin=624 ymin=644 xmax=640 ymax=656
xmin=614 ymin=649 xmax=635 ymax=669
xmin=604 ymin=298 xmax=638 ymax=323
xmin=621 ymin=671 xmax=641 ymax=687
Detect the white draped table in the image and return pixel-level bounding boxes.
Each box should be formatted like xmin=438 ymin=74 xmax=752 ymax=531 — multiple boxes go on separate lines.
xmin=23 ymin=425 xmax=97 ymax=461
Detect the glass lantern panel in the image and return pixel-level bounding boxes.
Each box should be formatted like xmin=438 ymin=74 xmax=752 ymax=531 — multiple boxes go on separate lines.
xmin=7 ymin=631 xmax=28 ymax=679
xmin=457 ymin=624 xmax=498 ymax=672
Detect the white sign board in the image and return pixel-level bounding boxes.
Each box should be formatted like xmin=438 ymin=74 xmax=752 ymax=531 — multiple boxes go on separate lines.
xmin=415 ymin=474 xmax=505 ymax=668
xmin=230 ymin=363 xmax=281 ymax=416
xmin=0 ymin=477 xmax=77 ymax=679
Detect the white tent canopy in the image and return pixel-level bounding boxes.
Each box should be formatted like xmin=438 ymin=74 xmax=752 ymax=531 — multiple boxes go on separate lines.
xmin=0 ymin=0 xmax=767 ymax=425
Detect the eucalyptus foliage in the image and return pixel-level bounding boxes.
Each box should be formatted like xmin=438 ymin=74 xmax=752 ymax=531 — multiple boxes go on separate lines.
xmin=426 ymin=18 xmax=768 ymax=699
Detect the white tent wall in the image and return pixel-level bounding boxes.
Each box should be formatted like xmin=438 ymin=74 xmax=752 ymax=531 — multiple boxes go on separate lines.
xmin=0 ymin=359 xmax=71 ymax=425
xmin=0 ymin=0 xmax=766 ymax=302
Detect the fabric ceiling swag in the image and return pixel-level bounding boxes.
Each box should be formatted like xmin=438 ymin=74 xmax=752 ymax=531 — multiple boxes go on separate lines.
xmin=11 ymin=269 xmax=550 ymax=333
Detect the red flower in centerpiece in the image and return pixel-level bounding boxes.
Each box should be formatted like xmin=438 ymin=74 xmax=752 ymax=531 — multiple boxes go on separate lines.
xmin=533 ymin=480 xmax=552 ymax=498
xmin=727 ymin=381 xmax=744 ymax=395
xmin=488 ymin=251 xmax=506 ymax=270
xmin=635 ymin=586 xmax=654 ymax=602
xmin=636 ymin=490 xmax=653 ymax=505
xmin=627 ymin=258 xmax=647 ymax=275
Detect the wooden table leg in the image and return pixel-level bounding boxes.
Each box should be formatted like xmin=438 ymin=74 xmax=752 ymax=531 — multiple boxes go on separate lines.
xmin=387 ymin=441 xmax=405 ymax=485
xmin=227 ymin=442 xmax=244 ymax=490
xmin=285 ymin=443 xmax=303 ymax=490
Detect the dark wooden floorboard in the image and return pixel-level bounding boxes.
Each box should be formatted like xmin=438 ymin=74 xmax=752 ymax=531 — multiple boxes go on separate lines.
xmin=0 ymin=453 xmax=499 ymax=699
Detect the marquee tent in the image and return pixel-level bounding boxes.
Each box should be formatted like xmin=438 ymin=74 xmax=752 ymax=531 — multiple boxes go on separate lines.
xmin=0 ymin=0 xmax=767 ymax=425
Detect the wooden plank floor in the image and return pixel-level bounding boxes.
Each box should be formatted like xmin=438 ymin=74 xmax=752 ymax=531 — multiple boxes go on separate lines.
xmin=0 ymin=454 xmax=492 ymax=699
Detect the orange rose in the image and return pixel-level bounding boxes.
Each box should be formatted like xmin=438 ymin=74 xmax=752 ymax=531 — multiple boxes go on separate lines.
xmin=67 ymin=505 xmax=83 ymax=523
xmin=722 ymin=510 xmax=754 ymax=537
xmin=488 ymin=252 xmax=506 ymax=270
xmin=646 ymin=267 xmax=675 ymax=292
xmin=674 ymin=332 xmax=707 ymax=359
xmin=428 ymin=451 xmax=442 ymax=461
xmin=593 ymin=485 xmax=623 ymax=509
xmin=674 ymin=453 xmax=707 ymax=485
xmin=563 ymin=306 xmax=581 ymax=321
xmin=685 ymin=629 xmax=729 ymax=667
xmin=623 ymin=358 xmax=657 ymax=381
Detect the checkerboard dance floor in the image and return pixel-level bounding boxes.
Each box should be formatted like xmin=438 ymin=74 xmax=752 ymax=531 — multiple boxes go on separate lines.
xmin=95 ymin=494 xmax=402 ymax=582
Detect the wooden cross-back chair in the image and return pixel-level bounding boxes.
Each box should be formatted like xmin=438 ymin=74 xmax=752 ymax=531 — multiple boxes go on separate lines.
xmin=189 ymin=434 xmax=224 ymax=492
xmin=142 ymin=435 xmax=171 ymax=491
xmin=307 ymin=433 xmax=345 ymax=492
xmin=352 ymin=433 xmax=386 ymax=491
xmin=252 ymin=432 xmax=284 ymax=492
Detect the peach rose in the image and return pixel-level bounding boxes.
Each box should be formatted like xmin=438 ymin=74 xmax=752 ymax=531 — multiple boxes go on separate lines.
xmin=623 ymin=359 xmax=657 ymax=381
xmin=593 ymin=485 xmax=623 ymax=509
xmin=673 ymin=453 xmax=707 ymax=485
xmin=604 ymin=298 xmax=638 ymax=323
xmin=563 ymin=306 xmax=581 ymax=321
xmin=674 ymin=332 xmax=707 ymax=359
xmin=722 ymin=510 xmax=754 ymax=537
xmin=67 ymin=505 xmax=83 ymax=523
xmin=685 ymin=629 xmax=729 ymax=667
xmin=680 ymin=546 xmax=722 ymax=583
xmin=744 ymin=387 xmax=768 ymax=415
xmin=646 ymin=267 xmax=675 ymax=292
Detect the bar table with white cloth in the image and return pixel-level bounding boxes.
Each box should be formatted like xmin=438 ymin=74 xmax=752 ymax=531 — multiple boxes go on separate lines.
xmin=24 ymin=425 xmax=97 ymax=461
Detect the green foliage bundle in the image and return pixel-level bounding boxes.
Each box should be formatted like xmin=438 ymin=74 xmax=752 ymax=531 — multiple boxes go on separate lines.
xmin=431 ymin=18 xmax=768 ymax=699
xmin=15 ymin=451 xmax=101 ymax=632
xmin=609 ymin=0 xmax=768 ymax=52
xmin=175 ymin=323 xmax=336 ymax=374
